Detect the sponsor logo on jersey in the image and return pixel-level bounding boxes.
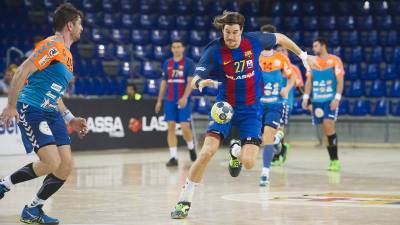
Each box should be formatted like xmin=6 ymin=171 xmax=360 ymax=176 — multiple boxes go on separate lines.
xmin=226 ymin=71 xmax=255 ymax=80
xmin=246 ymin=60 xmax=253 ymax=68
xmin=274 ymin=59 xmax=281 ymax=66
xmin=38 ymin=55 xmax=50 ymax=66
xmin=195 ymin=66 xmax=206 ymax=71
xmin=244 ymin=50 xmax=253 ymax=58
xmin=51 ymin=83 xmax=63 ymax=93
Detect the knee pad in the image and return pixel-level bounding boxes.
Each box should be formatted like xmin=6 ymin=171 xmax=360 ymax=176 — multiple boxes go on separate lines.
xmin=241 ymin=137 xmax=261 ymax=146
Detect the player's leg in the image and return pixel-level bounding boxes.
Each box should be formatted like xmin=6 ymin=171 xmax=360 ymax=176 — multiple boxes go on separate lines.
xmin=166 ymin=121 xmax=179 ymax=166
xmin=178 ymin=102 xmax=197 ymax=162
xmin=180 ymin=122 xmax=197 ymax=161
xmin=322 ymin=103 xmax=340 ymax=171
xmin=260 ymin=125 xmax=277 ymax=186
xmin=171 ymin=134 xmax=221 ymax=219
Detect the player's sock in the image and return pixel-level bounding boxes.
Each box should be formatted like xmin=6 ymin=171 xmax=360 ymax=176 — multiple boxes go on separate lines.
xmin=169 ymin=147 xmax=178 ymax=159
xmin=327 ymin=134 xmax=338 ymax=160
xmin=187 ymin=140 xmax=195 ymax=151
xmin=263 ymin=145 xmax=274 ymax=170
xmin=178 ymin=178 xmax=199 ymax=202
xmin=27 ymin=195 xmax=45 ymax=208
xmin=262 ymin=167 xmax=270 ymax=175
xmin=35 ymin=174 xmax=65 ymax=203
xmin=0 ymin=175 xmax=14 ymax=190
xmin=8 ymin=163 xmax=38 ymax=186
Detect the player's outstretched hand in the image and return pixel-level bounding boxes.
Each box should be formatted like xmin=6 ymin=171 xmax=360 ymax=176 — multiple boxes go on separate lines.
xmin=0 ymin=105 xmax=19 ymax=128
xmin=69 ymin=117 xmax=88 ymax=139
xmin=198 ymin=79 xmax=220 ymax=92
xmin=178 ymin=97 xmax=188 ymax=109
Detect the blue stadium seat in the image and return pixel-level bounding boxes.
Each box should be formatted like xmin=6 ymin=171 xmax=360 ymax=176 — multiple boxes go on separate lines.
xmin=91 ymin=28 xmax=106 ymax=43
xmin=82 ymin=0 xmax=97 ymax=12
xmin=389 ymin=80 xmax=400 ymax=97
xmin=327 ymin=31 xmax=340 ymax=47
xmin=363 ymin=64 xmax=380 ymax=80
xmin=120 ymin=61 xmax=132 ymax=77
xmin=121 ymin=0 xmax=136 ymax=13
xmin=320 ymin=2 xmax=333 ymax=15
xmin=387 ymin=47 xmax=400 ymax=63
xmin=303 ymin=31 xmax=319 ymax=46
xmin=208 ymin=30 xmax=219 ymax=42
xmin=193 ymin=16 xmax=209 ymax=30
xmin=151 ymin=45 xmax=170 ymax=62
xmin=378 ymin=15 xmax=393 ymax=30
xmin=193 ymin=97 xmax=212 ymax=115
xmin=303 ymin=1 xmax=316 ymax=15
xmin=385 ymin=30 xmax=398 ymax=46
xmin=189 ymin=46 xmax=202 ymax=62
xmin=357 ymin=15 xmax=374 ymax=30
xmin=133 ymin=45 xmax=151 ymax=60
xmin=170 ymin=30 xmax=188 ymax=43
xmin=225 ymin=1 xmax=240 ymax=12
xmin=371 ymin=99 xmax=388 ymax=116
xmin=341 ymin=31 xmax=359 ymax=47
xmin=373 ymin=0 xmax=390 ymax=15
xmin=242 ymin=1 xmax=259 ymax=16
xmin=383 ymin=64 xmax=398 ymax=80
xmin=350 ymin=99 xmax=370 ymax=116
xmin=338 ymin=16 xmax=356 ymax=30
xmin=141 ymin=61 xmax=161 ymax=79
xmin=207 ymin=1 xmax=224 ymax=16
xmin=365 ymin=46 xmax=383 ymax=63
xmin=158 ymin=0 xmax=171 ymax=14
xmin=303 ymin=17 xmax=318 ymax=31
xmin=360 ymin=31 xmax=378 ymax=46
xmin=84 ymin=78 xmax=96 ymax=95
xmin=103 ymin=13 xmax=118 ymax=28
xmin=121 ymin=14 xmax=138 ymax=28
xmin=368 ymin=80 xmax=386 ymax=97
xmin=271 ymin=2 xmax=283 ymax=16
xmin=291 ymin=99 xmax=304 ymax=115
xmin=96 ymin=44 xmax=112 ymax=60
xmin=287 ymin=32 xmax=302 ymax=45
xmin=346 ymin=64 xmax=361 ymax=80
xmin=139 ymin=1 xmax=154 ymax=14
xmin=111 ymin=29 xmax=126 ymax=43
xmin=189 ymin=30 xmax=207 ymax=46
xmin=102 ymin=0 xmax=115 ymax=12
xmin=191 ymin=0 xmax=206 ymax=16
xmin=44 ymin=0 xmax=62 ymax=10
xmin=176 ymin=16 xmax=191 ymax=30
xmin=131 ymin=29 xmax=149 ymax=45
xmin=176 ymin=0 xmax=190 ymax=15
xmin=285 ymin=17 xmax=301 ymax=31
xmin=320 ymin=16 xmax=337 ymax=31
xmin=332 ymin=46 xmax=344 ymax=59
xmin=245 ymin=17 xmax=259 ymax=31
xmin=151 ymin=30 xmax=169 ymax=46
xmin=157 ymin=15 xmax=174 ymax=30
xmin=347 ymin=80 xmax=365 ymax=97
xmin=115 ymin=44 xmax=130 ymax=60
xmin=143 ymin=79 xmax=160 ymax=96
xmin=349 ymin=46 xmax=363 ymax=64
xmin=286 ymin=2 xmax=301 ymax=16
xmin=272 ymin=17 xmax=283 ymax=31
xmin=337 ymin=1 xmax=352 ymax=16
xmin=392 ymin=101 xmax=400 ymax=116
xmin=74 ymin=77 xmax=84 ymax=95
xmin=338 ymin=99 xmax=350 ymax=115
xmin=84 ymin=12 xmax=98 ymax=27
xmin=140 ymin=14 xmax=155 ymax=29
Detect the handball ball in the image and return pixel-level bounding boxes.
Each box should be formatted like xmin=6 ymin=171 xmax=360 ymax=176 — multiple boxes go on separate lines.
xmin=211 ymin=101 xmax=234 ymax=124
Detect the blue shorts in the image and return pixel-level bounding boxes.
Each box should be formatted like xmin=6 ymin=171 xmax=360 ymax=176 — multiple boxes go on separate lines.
xmin=207 ymin=104 xmax=262 ymax=141
xmin=17 ymin=102 xmax=71 ymax=154
xmin=261 ymin=102 xmax=288 ymax=129
xmin=311 ymin=101 xmax=339 ymax=125
xmin=164 ymin=100 xmax=191 ymax=123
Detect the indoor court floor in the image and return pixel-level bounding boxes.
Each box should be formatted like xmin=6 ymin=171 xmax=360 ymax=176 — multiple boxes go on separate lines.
xmin=1 ymin=146 xmax=400 ymax=225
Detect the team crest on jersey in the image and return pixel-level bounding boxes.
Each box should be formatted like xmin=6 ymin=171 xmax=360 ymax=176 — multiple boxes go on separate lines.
xmin=244 ymin=50 xmax=253 ymax=59
xmin=246 ymin=60 xmax=253 ymax=68
xmin=327 ymin=80 xmax=333 ymax=85
xmin=273 ymin=83 xmax=279 ymax=88
xmin=49 ymin=47 xmax=59 ymax=57
xmin=39 ymin=121 xmax=53 ymax=136
xmin=320 ymin=87 xmax=326 ymax=92
xmin=274 ymin=60 xmax=281 ymax=66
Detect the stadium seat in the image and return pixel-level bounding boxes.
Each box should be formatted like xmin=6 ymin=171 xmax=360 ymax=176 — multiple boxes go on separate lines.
xmin=102 ymin=0 xmax=115 ymax=12
xmin=365 ymin=46 xmax=383 ymax=63
xmin=157 ymin=15 xmax=174 ymax=30
xmin=347 ymin=80 xmax=365 ymax=97
xmin=131 ymin=29 xmax=149 ymax=45
xmin=319 ymin=16 xmax=337 ymax=31
xmin=82 ymin=0 xmax=97 ymax=12
xmin=350 ymin=99 xmax=370 ymax=116
xmin=320 ymin=2 xmax=333 ymax=15
xmin=151 ymin=45 xmax=170 ymax=62
xmin=332 ymin=46 xmax=344 ymax=59
xmin=303 ymin=17 xmax=318 ymax=31
xmin=151 ymin=30 xmax=169 ymax=46
xmin=387 ymin=47 xmax=400 ymax=63
xmin=84 ymin=12 xmax=97 ymax=27
xmin=176 ymin=0 xmax=190 ymax=15
xmin=208 ymin=30 xmax=219 ymax=42
xmin=207 ymin=0 xmax=223 ymax=16
xmin=357 ymin=15 xmax=374 ymax=30
xmin=337 ymin=1 xmax=352 ymax=16
xmin=115 ymin=44 xmax=130 ymax=60
xmin=371 ymin=99 xmax=388 ymax=116
xmin=376 ymin=15 xmax=392 ymax=30
xmin=242 ymin=1 xmax=259 ymax=16
xmin=338 ymin=99 xmax=350 ymax=115
xmin=170 ymin=30 xmax=188 ymax=43
xmin=272 ymin=17 xmax=283 ymax=31
xmin=368 ymin=80 xmax=386 ymax=97
xmin=141 ymin=60 xmax=161 ymax=79
xmin=286 ymin=2 xmax=301 ymax=16
xmin=74 ymin=77 xmax=84 ymax=95
xmin=346 ymin=63 xmax=361 ymax=80
xmin=287 ymin=32 xmax=302 ymax=45
xmin=140 ymin=14 xmax=155 ymax=29
xmin=245 ymin=17 xmax=259 ymax=31
xmin=285 ymin=17 xmax=301 ymax=31
xmin=193 ymin=16 xmax=209 ymax=30
xmin=121 ymin=0 xmax=136 ymax=13
xmin=303 ymin=1 xmax=316 ymax=15
xmin=176 ymin=16 xmax=191 ymax=30
xmin=385 ymin=30 xmax=398 ymax=46
xmin=133 ymin=45 xmax=151 ymax=60
xmin=143 ymin=79 xmax=160 ymax=96
xmin=271 ymin=2 xmax=283 ymax=16
xmin=120 ymin=61 xmax=132 ymax=78
xmin=225 ymin=1 xmax=240 ymax=12
xmin=193 ymin=97 xmax=212 ymax=115
xmin=373 ymin=0 xmax=390 ymax=15
xmin=91 ymin=28 xmax=106 ymax=43
xmin=389 ymin=80 xmax=400 ymax=97
xmin=103 ymin=13 xmax=118 ymax=28
xmin=363 ymin=64 xmax=380 ymax=80
xmin=341 ymin=31 xmax=359 ymax=47
xmin=189 ymin=30 xmax=207 ymax=46
xmin=291 ymin=99 xmax=304 ymax=115
xmin=96 ymin=44 xmax=112 ymax=60
xmin=392 ymin=101 xmax=400 ymax=116
xmin=382 ymin=64 xmax=398 ymax=80
xmin=139 ymin=1 xmax=154 ymax=14
xmin=189 ymin=46 xmax=202 ymax=62
xmin=338 ymin=16 xmax=356 ymax=30
xmin=348 ymin=46 xmax=363 ymax=64
xmin=327 ymin=31 xmax=340 ymax=47
xmin=360 ymin=31 xmax=378 ymax=46
xmin=191 ymin=0 xmax=206 ymax=16
xmin=158 ymin=0 xmax=171 ymax=14
xmin=111 ymin=29 xmax=126 ymax=43
xmin=303 ymin=31 xmax=319 ymax=46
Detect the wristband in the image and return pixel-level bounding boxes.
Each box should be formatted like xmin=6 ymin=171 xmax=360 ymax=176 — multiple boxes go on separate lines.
xmin=335 ymin=93 xmax=342 ymax=101
xmin=195 ymin=79 xmax=203 ymax=89
xmin=62 ymin=110 xmax=75 ymax=123
xmin=299 ymin=51 xmax=308 ymax=62
xmin=302 ymin=94 xmax=310 ymax=100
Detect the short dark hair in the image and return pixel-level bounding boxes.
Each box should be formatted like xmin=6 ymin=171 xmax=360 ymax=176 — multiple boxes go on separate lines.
xmin=127 ymin=83 xmax=137 ymax=91
xmin=213 ymin=10 xmax=245 ymax=31
xmin=171 ymin=39 xmax=185 ymax=47
xmin=260 ymin=24 xmax=277 ymax=33
xmin=53 ymin=3 xmax=83 ymax=32
xmin=313 ymin=37 xmax=328 ymax=48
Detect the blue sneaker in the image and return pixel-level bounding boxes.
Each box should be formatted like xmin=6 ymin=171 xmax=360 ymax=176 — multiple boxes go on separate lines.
xmin=20 ymin=205 xmax=59 ymax=225
xmin=0 ymin=183 xmax=10 ymax=199
xmin=259 ymin=174 xmax=269 ymax=187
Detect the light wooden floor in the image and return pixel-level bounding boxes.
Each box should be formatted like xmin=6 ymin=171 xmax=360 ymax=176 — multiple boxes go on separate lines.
xmin=1 ymin=146 xmax=400 ymax=225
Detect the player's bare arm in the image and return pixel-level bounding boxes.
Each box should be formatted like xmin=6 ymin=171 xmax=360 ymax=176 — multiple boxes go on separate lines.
xmin=155 ymin=80 xmax=167 ymax=113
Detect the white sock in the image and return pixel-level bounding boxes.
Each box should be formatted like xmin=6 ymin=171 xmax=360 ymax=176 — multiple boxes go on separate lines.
xmin=187 ymin=140 xmax=194 ymax=150
xmin=231 ymin=144 xmax=241 ymax=158
xmin=178 ymin=178 xmax=199 ymax=202
xmin=28 ymin=195 xmax=45 ymax=208
xmin=262 ymin=167 xmax=270 ymax=176
xmin=169 ymin=147 xmax=177 ymax=159
xmin=1 ymin=175 xmax=14 ymax=189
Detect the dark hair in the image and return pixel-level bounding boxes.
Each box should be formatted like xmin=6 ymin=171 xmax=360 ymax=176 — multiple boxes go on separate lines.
xmin=171 ymin=39 xmax=185 ymax=46
xmin=53 ymin=3 xmax=83 ymax=32
xmin=313 ymin=37 xmax=328 ymax=48
xmin=213 ymin=10 xmax=245 ymax=31
xmin=260 ymin=24 xmax=277 ymax=33
xmin=127 ymin=83 xmax=137 ymax=92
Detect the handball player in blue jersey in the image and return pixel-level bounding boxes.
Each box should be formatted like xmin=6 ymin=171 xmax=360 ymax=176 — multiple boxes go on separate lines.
xmin=171 ymin=11 xmax=320 ymax=219
xmin=0 ymin=4 xmax=87 ymax=224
